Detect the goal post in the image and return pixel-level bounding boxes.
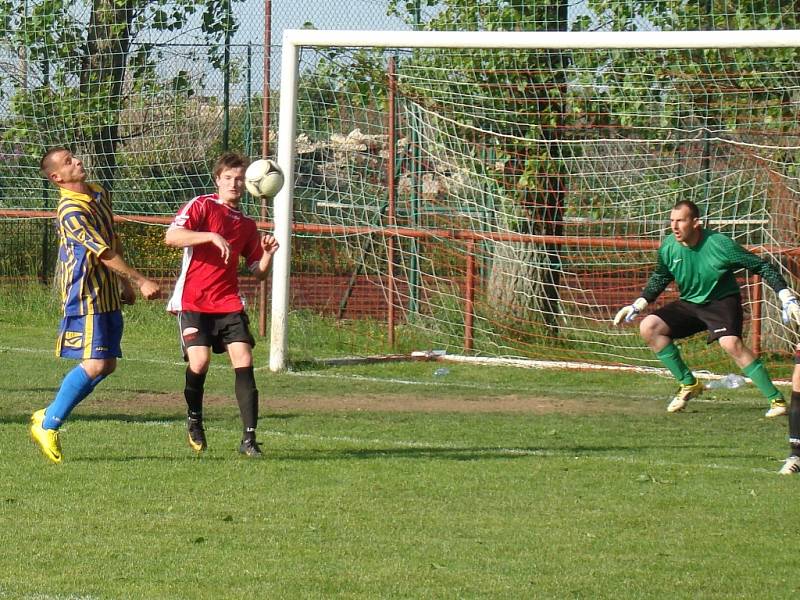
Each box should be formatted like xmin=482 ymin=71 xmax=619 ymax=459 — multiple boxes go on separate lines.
xmin=269 ymin=28 xmax=800 ymax=372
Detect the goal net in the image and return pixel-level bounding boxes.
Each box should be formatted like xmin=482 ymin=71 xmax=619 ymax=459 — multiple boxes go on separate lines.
xmin=270 ymin=29 xmax=800 ymax=373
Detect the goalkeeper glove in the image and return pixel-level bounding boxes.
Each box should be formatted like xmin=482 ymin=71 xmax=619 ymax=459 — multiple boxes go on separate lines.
xmin=779 ymin=288 xmax=800 ymax=326
xmin=613 ymin=297 xmax=648 ymax=325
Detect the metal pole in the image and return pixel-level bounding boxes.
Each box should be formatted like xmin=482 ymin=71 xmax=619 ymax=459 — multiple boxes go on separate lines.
xmin=282 ymin=29 xmax=800 ymax=50
xmin=244 ymin=43 xmax=252 ymax=156
xmin=222 ymin=0 xmax=231 ymax=150
xmin=262 ymin=0 xmax=273 ymax=158
xmin=464 ymin=240 xmax=475 ymax=352
xmin=269 ymin=33 xmax=299 ymax=372
xmin=387 ymin=57 xmax=397 ymax=346
xmin=258 ymin=0 xmax=273 ymax=337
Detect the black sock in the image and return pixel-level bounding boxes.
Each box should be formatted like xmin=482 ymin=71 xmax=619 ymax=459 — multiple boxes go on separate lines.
xmin=185 ymin=368 xmax=207 ymax=420
xmin=790 ymin=391 xmax=800 ymax=457
xmin=235 ymin=366 xmax=258 ymax=441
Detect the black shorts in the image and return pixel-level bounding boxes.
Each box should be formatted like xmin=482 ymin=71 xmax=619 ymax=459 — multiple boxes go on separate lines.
xmin=652 ymin=295 xmax=743 ymax=344
xmin=177 ymin=311 xmax=256 ymax=359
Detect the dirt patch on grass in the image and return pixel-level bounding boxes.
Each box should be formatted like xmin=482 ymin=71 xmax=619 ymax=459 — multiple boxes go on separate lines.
xmin=128 ymin=391 xmax=654 ymax=415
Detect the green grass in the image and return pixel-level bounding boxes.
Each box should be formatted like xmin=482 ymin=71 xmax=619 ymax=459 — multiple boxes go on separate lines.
xmin=0 ymin=285 xmax=798 ymax=599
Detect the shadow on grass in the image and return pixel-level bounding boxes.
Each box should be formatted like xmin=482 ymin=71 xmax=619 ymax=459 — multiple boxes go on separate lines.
xmin=260 ymin=441 xmax=733 ymax=463
xmin=65 ymin=442 xmax=739 ymax=464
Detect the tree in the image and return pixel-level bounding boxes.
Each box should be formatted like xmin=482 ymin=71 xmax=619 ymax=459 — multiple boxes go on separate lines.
xmin=0 ymin=0 xmax=241 ymax=191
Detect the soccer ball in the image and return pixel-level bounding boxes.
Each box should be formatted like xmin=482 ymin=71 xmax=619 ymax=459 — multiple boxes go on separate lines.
xmin=245 ymin=159 xmax=284 ymax=198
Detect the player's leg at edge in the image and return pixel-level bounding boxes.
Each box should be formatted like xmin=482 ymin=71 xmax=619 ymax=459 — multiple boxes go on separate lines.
xmin=779 ymin=346 xmax=800 ymax=474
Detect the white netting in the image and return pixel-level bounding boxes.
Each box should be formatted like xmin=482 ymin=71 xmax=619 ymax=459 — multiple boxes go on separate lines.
xmin=286 ymin=41 xmax=800 ymax=369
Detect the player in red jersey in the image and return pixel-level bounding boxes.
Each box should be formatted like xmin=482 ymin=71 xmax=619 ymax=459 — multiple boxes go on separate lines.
xmin=166 ymin=152 xmax=278 ymax=457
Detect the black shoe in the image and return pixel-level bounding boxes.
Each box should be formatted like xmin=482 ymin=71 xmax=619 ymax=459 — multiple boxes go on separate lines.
xmin=238 ymin=439 xmax=262 ymax=458
xmin=187 ymin=418 xmax=207 ymax=452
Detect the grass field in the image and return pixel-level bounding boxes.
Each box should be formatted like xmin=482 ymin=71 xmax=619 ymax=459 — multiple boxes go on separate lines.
xmin=1 ymin=285 xmax=798 ymax=599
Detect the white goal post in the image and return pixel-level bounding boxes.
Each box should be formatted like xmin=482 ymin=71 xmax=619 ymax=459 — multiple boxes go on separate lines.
xmin=269 ymin=28 xmax=800 ymax=372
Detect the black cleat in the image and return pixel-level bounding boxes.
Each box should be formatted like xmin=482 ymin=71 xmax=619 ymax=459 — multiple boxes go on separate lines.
xmin=187 ymin=418 xmax=207 ymax=452
xmin=238 ymin=439 xmax=263 ymax=458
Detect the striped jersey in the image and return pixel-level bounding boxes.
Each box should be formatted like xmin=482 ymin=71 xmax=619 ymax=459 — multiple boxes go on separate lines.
xmin=56 ymin=183 xmax=121 ymax=316
xmin=642 ymin=228 xmax=787 ymax=305
xmin=166 ymin=193 xmax=263 ymax=313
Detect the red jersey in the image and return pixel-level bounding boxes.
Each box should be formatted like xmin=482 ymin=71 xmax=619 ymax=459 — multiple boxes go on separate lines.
xmin=167 ymin=193 xmax=263 ymax=313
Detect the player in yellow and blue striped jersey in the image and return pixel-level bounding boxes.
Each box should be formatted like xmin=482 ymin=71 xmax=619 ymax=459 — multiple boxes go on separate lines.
xmin=29 ymin=147 xmax=161 ymax=463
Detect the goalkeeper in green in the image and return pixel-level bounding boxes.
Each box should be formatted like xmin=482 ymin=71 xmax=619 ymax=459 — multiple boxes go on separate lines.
xmin=613 ymin=200 xmax=800 ymax=416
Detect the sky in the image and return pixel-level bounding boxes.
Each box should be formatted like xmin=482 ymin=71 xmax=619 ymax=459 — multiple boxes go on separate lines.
xmin=232 ymin=0 xmax=411 ymax=47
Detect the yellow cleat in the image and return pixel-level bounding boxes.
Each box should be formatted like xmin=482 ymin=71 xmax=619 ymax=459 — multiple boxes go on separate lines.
xmin=31 ymin=409 xmax=45 ymax=427
xmin=30 ymin=410 xmax=62 ymax=464
xmin=765 ymin=399 xmax=788 ymax=418
xmin=667 ymin=380 xmax=705 ymax=413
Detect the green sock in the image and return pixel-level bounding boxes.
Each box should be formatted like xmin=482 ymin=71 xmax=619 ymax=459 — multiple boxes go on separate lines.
xmin=655 ymin=343 xmax=695 ymax=385
xmin=742 ymin=358 xmax=782 ymax=402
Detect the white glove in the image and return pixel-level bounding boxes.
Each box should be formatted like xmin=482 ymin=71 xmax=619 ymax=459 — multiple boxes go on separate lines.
xmin=779 ymin=289 xmax=800 ymax=326
xmin=613 ymin=297 xmax=648 ymax=325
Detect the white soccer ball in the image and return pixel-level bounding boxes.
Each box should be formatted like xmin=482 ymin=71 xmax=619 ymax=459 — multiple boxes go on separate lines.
xmin=245 ymin=159 xmax=284 ymax=198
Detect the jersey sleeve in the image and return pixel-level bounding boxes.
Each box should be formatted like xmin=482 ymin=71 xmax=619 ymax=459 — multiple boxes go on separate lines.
xmin=721 ymin=236 xmax=788 ymax=293
xmin=169 ymin=197 xmax=205 ymax=231
xmin=641 ymin=256 xmax=674 ymax=302
xmin=58 ymin=205 xmax=111 ymax=256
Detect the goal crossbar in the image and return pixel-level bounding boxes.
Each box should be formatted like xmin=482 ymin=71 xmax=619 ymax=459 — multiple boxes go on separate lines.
xmin=282 ymin=28 xmax=800 ymax=50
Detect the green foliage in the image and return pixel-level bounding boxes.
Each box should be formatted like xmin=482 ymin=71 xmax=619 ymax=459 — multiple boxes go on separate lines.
xmin=385 ymin=0 xmax=799 ymax=230
xmin=0 ymin=220 xmax=54 ymax=279
xmin=0 ymin=0 xmax=245 ymax=189
xmin=117 ymin=222 xmax=182 ymax=275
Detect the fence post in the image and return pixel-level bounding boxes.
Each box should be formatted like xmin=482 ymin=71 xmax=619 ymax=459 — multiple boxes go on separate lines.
xmin=258 ymin=0 xmax=273 ymax=338
xmin=464 ymin=240 xmax=475 ymax=352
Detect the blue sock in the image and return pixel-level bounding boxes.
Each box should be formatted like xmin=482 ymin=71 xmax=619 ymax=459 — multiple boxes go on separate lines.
xmin=43 ymin=366 xmax=101 ymax=429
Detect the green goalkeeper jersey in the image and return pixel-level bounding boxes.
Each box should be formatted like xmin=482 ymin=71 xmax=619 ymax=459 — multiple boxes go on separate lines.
xmin=641 ymin=229 xmax=787 ymax=305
